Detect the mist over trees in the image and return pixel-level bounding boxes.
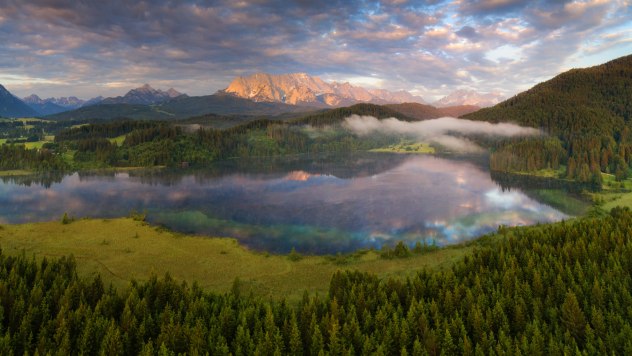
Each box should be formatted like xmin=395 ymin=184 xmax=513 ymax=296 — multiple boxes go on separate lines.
xmin=465 ymin=55 xmax=632 ymax=183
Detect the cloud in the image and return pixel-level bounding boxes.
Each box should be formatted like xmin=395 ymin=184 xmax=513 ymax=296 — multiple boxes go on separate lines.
xmin=343 ymin=115 xmax=540 ymax=152
xmin=0 ymin=0 xmax=629 ymax=100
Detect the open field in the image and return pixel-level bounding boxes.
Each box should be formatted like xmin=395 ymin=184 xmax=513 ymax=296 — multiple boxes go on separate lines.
xmin=0 ymin=137 xmax=55 ymax=149
xmin=16 ymin=118 xmax=50 ymax=123
xmin=0 ymin=218 xmax=471 ymax=301
xmin=23 ymin=140 xmax=51 ymax=149
xmin=370 ymin=140 xmax=435 ymax=154
xmin=108 ymin=134 xmax=127 ymax=146
xmin=593 ymin=173 xmax=632 ymax=210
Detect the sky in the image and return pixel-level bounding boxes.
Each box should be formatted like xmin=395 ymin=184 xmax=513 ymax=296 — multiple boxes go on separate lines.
xmin=0 ymin=0 xmax=630 ymax=101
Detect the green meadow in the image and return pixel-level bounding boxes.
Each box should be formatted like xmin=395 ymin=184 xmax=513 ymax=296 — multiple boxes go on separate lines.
xmin=0 ymin=218 xmax=471 ymax=302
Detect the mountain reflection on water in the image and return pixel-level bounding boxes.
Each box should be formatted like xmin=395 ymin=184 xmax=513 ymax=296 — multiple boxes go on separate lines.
xmin=0 ymin=153 xmax=575 ymax=253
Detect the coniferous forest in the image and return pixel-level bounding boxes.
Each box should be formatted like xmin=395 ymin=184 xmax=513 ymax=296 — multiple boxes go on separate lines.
xmin=465 ymin=55 xmax=632 ymax=183
xmin=1 ymin=207 xmax=631 ymax=355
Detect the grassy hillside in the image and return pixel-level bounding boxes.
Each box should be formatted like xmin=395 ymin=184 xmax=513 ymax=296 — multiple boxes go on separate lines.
xmin=0 ymin=218 xmax=469 ymax=301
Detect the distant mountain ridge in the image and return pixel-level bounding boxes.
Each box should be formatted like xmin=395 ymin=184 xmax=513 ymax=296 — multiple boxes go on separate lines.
xmin=224 ymin=72 xmax=427 ymax=107
xmin=99 ymin=84 xmax=186 ymax=105
xmin=385 ymin=102 xmax=480 ymax=120
xmin=433 ymin=89 xmax=504 ymax=108
xmin=46 ymin=92 xmax=314 ymax=121
xmin=0 ymin=84 xmax=38 ymax=117
xmin=23 ymin=95 xmax=86 ymax=109
xmin=23 ymin=94 xmax=85 ymax=115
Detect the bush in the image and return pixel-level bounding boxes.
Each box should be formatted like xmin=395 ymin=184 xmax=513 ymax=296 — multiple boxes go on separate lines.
xmin=288 ymin=247 xmax=303 ymax=261
xmin=61 ymin=212 xmax=72 ymax=225
xmin=381 ymin=241 xmax=412 ymax=259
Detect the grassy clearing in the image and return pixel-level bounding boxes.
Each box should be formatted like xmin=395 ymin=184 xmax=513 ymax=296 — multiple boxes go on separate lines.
xmin=16 ymin=118 xmax=50 ymax=123
xmin=23 ymin=140 xmax=50 ymax=149
xmin=370 ymin=140 xmax=435 ymax=154
xmin=0 ymin=218 xmax=471 ymax=301
xmin=0 ymin=137 xmax=54 ymax=149
xmin=108 ymin=134 xmax=127 ymax=146
xmin=593 ymin=173 xmax=632 ymax=210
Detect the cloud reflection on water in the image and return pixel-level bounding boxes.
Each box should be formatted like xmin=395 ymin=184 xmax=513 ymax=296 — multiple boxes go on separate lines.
xmin=0 ymin=154 xmax=567 ymax=253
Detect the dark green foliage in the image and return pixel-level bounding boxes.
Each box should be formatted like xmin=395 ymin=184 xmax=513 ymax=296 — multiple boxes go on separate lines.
xmin=465 ymin=55 xmax=632 ymax=183
xmin=288 ymin=247 xmax=303 ymax=261
xmin=3 ymin=208 xmax=632 ymax=354
xmin=61 ymin=212 xmax=72 ymax=225
xmin=42 ymin=117 xmax=398 ymax=169
xmin=490 ymin=137 xmax=565 ymax=173
xmin=289 ymin=103 xmax=413 ymax=127
xmin=55 ymin=120 xmax=162 ymax=142
xmin=380 ymin=241 xmax=412 ymax=259
xmin=0 ymin=144 xmax=68 ymax=171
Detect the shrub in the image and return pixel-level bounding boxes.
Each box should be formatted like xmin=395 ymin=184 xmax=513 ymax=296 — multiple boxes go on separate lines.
xmin=288 ymin=247 xmax=303 ymax=261
xmin=61 ymin=212 xmax=72 ymax=225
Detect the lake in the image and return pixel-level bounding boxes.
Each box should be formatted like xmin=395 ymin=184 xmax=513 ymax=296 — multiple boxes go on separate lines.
xmin=0 ymin=153 xmax=583 ymax=254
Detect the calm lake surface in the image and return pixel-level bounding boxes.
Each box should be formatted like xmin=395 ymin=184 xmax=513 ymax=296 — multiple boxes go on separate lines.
xmin=0 ymin=153 xmax=577 ymax=253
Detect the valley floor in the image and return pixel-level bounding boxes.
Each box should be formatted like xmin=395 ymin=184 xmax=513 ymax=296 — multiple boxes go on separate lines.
xmin=0 ymin=218 xmax=470 ymax=302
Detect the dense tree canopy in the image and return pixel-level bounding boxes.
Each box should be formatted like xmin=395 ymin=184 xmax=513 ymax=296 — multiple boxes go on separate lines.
xmin=465 ymin=55 xmax=632 ymax=182
xmin=1 ymin=207 xmax=632 ymax=355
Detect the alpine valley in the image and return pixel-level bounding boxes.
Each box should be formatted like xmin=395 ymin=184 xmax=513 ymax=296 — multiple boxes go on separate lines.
xmin=1 ymin=2 xmax=632 ymax=354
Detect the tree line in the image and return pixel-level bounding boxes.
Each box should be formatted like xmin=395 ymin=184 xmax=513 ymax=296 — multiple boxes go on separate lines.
xmin=1 ymin=207 xmax=632 ymax=355
xmin=464 ymin=54 xmax=632 ymax=183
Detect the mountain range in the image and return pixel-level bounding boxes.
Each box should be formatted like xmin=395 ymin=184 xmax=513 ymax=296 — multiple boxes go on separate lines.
xmin=0 ymin=84 xmax=38 ymax=117
xmin=433 ymin=89 xmax=504 ymax=108
xmin=99 ymin=84 xmax=186 ymax=105
xmin=17 ymin=85 xmax=186 ymax=116
xmin=224 ymin=72 xmax=427 ymax=107
xmin=0 ymin=74 xmax=504 ymax=119
xmin=45 ymin=92 xmax=314 ymax=121
xmin=22 ymin=95 xmax=87 ymax=115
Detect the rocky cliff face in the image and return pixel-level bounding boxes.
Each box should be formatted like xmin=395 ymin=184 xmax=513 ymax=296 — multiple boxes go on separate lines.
xmin=224 ymin=73 xmax=426 ymax=107
xmin=100 ymin=84 xmax=186 ymax=105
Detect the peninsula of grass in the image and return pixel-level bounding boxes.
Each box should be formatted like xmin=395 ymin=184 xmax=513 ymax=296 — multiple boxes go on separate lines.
xmin=0 ymin=217 xmax=470 ymax=302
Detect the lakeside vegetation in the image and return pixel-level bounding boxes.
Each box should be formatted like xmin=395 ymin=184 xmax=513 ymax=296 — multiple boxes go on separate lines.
xmin=1 ymin=208 xmax=632 ymax=354
xmin=0 ymin=217 xmax=464 ymax=302
xmin=370 ymin=140 xmax=435 ymax=154
xmin=465 ymin=55 xmax=632 ymax=184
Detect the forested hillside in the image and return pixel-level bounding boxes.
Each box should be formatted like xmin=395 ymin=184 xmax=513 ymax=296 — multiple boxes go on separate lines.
xmin=464 ymin=55 xmax=632 ymax=182
xmin=289 ymin=103 xmax=413 ymax=126
xmin=385 ymin=103 xmax=479 ymax=120
xmin=1 ymin=207 xmax=632 ymax=355
xmin=49 ymin=118 xmax=397 ymax=168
